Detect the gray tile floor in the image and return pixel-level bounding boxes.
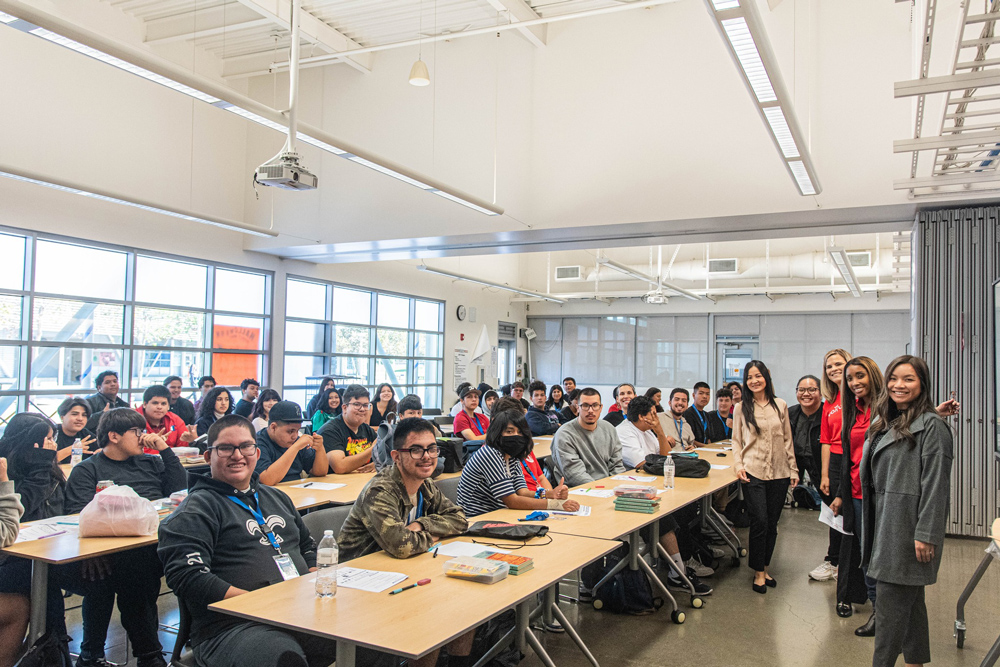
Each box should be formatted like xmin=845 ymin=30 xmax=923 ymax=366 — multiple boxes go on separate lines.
xmin=63 ymin=506 xmax=1000 ymax=666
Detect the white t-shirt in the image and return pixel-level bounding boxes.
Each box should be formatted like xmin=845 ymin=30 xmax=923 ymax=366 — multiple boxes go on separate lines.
xmin=659 ymin=413 xmax=695 ymax=451
xmin=616 ymin=419 xmax=661 ymax=468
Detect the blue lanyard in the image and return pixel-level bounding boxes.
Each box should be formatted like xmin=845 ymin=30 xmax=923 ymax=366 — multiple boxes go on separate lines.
xmin=472 ymin=413 xmax=484 ymax=434
xmin=227 ymin=492 xmax=283 ymax=554
xmin=673 ymin=418 xmax=685 ymax=440
xmin=408 ymin=492 xmax=424 ymax=523
xmin=716 ymin=412 xmax=731 ymax=437
xmin=694 ymin=410 xmax=708 ymax=432
xmin=521 ymin=459 xmax=539 ymax=485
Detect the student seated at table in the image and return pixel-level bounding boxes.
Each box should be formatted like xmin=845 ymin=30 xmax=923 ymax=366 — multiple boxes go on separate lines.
xmin=525 ymin=381 xmax=561 ymax=436
xmin=158 ymin=415 xmax=378 ymax=667
xmin=254 ymin=401 xmax=328 ymax=486
xmin=249 ymin=388 xmax=281 ymax=433
xmin=559 ymin=388 xmax=581 ymax=424
xmin=602 ymin=383 xmax=635 ymax=427
xmin=309 ymin=387 xmax=341 ymax=433
xmin=481 ymin=389 xmax=499 ymax=418
xmin=492 ymin=397 xmax=552 ymax=497
xmin=137 ymin=385 xmax=198 ymax=453
xmin=397 ymin=394 xmax=443 ymax=437
xmin=456 ymin=410 xmax=578 ymax=517
xmin=191 ymin=375 xmax=216 ymax=415
xmin=55 ymin=397 xmax=97 ymax=462
xmin=195 ymin=386 xmax=235 ymax=437
xmin=84 ymin=370 xmax=129 ymax=432
xmin=510 ymin=381 xmax=531 ymax=410
xmin=64 ymin=408 xmax=187 ymax=667
xmin=163 ymin=375 xmax=195 ymax=426
xmin=705 ymin=387 xmax=734 ymax=443
xmin=453 ymin=386 xmax=489 ymax=441
xmin=317 ymin=384 xmax=377 ymax=474
xmin=0 ymin=414 xmax=71 ymax=667
xmin=448 ymin=382 xmax=474 ymax=417
xmin=233 ymin=378 xmax=260 ymax=418
xmin=551 ymin=388 xmax=625 ymax=487
xmin=338 ymin=417 xmax=475 ymax=667
xmin=304 ymin=375 xmax=336 ymax=420
xmin=0 ymin=457 xmax=21 ymax=548
xmin=659 ymin=388 xmax=703 ymax=451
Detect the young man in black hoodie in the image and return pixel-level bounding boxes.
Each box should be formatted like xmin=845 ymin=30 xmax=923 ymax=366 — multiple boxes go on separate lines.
xmin=65 ymin=408 xmax=187 ymax=667
xmin=525 ymin=381 xmax=560 ymax=436
xmin=159 ymin=415 xmax=374 ymax=667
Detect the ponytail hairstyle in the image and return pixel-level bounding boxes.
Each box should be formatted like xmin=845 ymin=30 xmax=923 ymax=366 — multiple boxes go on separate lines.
xmin=839 ymin=357 xmax=883 ymax=450
xmin=871 ymin=355 xmax=936 ymax=447
xmin=821 ymin=348 xmax=852 ymax=403
xmin=740 ymin=360 xmax=781 ymax=435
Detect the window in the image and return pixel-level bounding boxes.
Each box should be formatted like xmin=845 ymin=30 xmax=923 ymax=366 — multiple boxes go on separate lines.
xmin=284 ymin=278 xmax=444 ymax=409
xmin=0 ymin=230 xmax=272 ymax=422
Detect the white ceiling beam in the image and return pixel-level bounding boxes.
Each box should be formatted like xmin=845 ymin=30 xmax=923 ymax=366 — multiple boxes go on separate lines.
xmin=894 ymin=170 xmax=1000 ymax=189
xmin=481 ymin=0 xmax=546 ymax=48
xmin=230 ymin=0 xmax=372 ymax=73
xmin=895 ymin=69 xmax=1000 ymax=97
xmin=893 ymin=131 xmax=1000 ymax=152
xmin=144 ymin=5 xmax=273 ymax=46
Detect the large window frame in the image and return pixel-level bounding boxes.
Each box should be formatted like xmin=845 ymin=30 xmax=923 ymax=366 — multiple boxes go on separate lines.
xmin=0 ymin=226 xmax=273 ymax=422
xmin=283 ymin=276 xmax=445 ymax=409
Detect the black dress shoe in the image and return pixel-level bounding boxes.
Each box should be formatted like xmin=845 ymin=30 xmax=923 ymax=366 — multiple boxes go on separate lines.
xmin=764 ymin=576 xmax=777 ymax=588
xmin=752 ymin=581 xmax=767 ymax=594
xmin=837 ymin=602 xmax=854 ymax=618
xmin=855 ymin=611 xmax=876 ymax=636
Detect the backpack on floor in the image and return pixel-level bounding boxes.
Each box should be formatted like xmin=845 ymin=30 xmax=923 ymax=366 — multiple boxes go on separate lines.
xmin=791 ymin=484 xmax=822 ymax=510
xmin=592 ymin=545 xmax=661 ymax=615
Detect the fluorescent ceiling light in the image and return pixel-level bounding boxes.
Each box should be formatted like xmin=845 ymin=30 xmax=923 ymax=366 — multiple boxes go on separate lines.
xmin=788 ymin=161 xmax=816 ymax=195
xmin=711 ymin=0 xmax=740 ymax=9
xmin=222 ymin=105 xmax=287 ymax=132
xmin=430 ymin=190 xmax=502 ymax=216
xmin=0 ymin=10 xmax=17 ymax=23
xmin=597 ymin=257 xmax=700 ymax=301
xmin=828 ymin=247 xmax=862 ymax=297
xmin=28 ymin=27 xmax=220 ymax=104
xmin=720 ymin=18 xmax=776 ymax=103
xmin=347 ymin=156 xmax=434 ymax=190
xmin=0 ymin=166 xmax=277 ymax=237
xmin=762 ymin=107 xmax=799 ymax=158
xmin=417 ymin=265 xmax=565 ymax=303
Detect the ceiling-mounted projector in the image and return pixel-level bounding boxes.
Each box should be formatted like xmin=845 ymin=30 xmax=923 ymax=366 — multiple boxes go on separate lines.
xmin=255 ymin=152 xmax=317 ymax=190
xmin=641 ymin=291 xmax=668 ymax=305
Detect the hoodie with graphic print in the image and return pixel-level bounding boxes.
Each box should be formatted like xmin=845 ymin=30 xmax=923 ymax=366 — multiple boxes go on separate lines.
xmin=157 ymin=471 xmax=316 ymax=646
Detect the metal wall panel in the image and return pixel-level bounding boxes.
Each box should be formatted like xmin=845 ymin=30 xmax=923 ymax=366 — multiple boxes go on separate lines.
xmin=914 ymin=207 xmax=1000 ymax=538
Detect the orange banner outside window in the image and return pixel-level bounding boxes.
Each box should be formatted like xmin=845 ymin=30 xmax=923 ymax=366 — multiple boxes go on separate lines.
xmin=213 ymin=325 xmax=261 ymax=386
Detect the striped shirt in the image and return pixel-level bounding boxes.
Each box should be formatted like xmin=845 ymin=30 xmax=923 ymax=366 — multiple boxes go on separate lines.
xmin=456 ymin=445 xmax=526 ymax=517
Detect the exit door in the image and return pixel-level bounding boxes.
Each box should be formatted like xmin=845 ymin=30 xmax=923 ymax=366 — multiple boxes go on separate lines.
xmin=716 ymin=339 xmax=759 ymax=390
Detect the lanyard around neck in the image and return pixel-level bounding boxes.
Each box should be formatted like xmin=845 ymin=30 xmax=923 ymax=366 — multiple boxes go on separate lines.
xmin=408 ymin=492 xmax=425 ymax=522
xmin=693 ymin=409 xmax=707 ymax=431
xmin=227 ymin=492 xmax=283 ymax=554
xmin=716 ymin=412 xmax=731 ymax=436
xmin=521 ymin=459 xmax=539 ymax=485
xmin=673 ymin=418 xmax=685 ymax=440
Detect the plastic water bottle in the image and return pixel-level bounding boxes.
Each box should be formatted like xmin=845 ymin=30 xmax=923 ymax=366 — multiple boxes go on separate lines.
xmin=70 ymin=438 xmax=83 ymax=469
xmin=315 ymin=530 xmax=338 ymax=598
xmin=663 ymin=456 xmax=675 ymax=491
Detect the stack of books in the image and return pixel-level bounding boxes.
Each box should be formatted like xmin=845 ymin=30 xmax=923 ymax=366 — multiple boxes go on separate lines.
xmin=479 ymin=551 xmax=535 ymax=575
xmin=613 ymin=496 xmax=661 ymax=514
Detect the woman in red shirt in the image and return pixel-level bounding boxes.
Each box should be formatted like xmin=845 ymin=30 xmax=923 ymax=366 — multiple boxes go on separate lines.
xmin=832 ymin=356 xmax=882 ymax=629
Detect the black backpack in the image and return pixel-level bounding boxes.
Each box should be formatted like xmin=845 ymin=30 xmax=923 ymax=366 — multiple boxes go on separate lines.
xmin=592 ymin=545 xmax=661 ymax=615
xmin=643 ymin=454 xmax=711 ymax=478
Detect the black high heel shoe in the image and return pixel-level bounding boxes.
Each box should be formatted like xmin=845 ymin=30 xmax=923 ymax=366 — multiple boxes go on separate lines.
xmin=837 ymin=602 xmax=854 ymax=618
xmin=764 ymin=576 xmax=777 ymax=588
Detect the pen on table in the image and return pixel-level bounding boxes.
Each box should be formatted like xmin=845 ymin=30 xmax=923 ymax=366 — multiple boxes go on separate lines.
xmin=432 ymin=546 xmax=440 ymax=558
xmin=389 ymin=579 xmax=431 ymax=595
xmin=302 ymin=482 xmax=313 ymax=488
xmin=37 ymin=530 xmax=66 ymax=539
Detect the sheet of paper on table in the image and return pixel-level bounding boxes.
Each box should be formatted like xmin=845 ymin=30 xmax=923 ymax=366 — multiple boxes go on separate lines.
xmin=290 ymin=482 xmax=346 ymax=490
xmin=548 ymin=505 xmax=592 ymax=516
xmin=336 ymin=567 xmax=408 ymax=593
xmin=431 ymin=542 xmax=510 ymax=558
xmin=569 ymin=488 xmax=615 ymax=498
xmin=696 ymin=447 xmax=730 ymax=453
xmin=15 ymin=523 xmax=74 ymax=543
xmin=710 ymin=464 xmax=731 ymax=470
xmin=611 ymin=475 xmax=656 ymax=482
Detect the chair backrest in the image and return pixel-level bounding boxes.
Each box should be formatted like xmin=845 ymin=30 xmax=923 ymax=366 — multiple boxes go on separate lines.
xmin=435 ymin=476 xmax=461 ymax=506
xmin=423 ymin=408 xmax=443 ymax=416
xmin=433 ymin=415 xmax=453 ymax=427
xmin=301 ymin=505 xmax=355 ymax=543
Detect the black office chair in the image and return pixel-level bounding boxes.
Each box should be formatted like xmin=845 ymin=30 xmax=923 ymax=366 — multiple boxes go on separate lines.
xmin=301 ymin=505 xmax=354 ymax=543
xmin=169 ymin=597 xmax=194 ymax=667
xmin=435 ymin=477 xmax=461 ymax=506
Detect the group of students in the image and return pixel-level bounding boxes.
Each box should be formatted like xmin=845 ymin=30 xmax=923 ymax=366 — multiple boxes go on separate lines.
xmin=0 ymin=352 xmax=958 ymax=667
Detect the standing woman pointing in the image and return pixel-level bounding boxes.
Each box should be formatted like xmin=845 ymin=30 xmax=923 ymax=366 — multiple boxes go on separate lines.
xmin=732 ymin=360 xmax=798 ymax=594
xmin=862 ymin=355 xmax=953 ymax=667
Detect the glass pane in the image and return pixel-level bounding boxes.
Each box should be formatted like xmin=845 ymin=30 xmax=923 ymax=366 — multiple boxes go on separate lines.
xmin=25 ymin=393 xmax=75 ymax=421
xmin=0 ymin=295 xmax=22 ymax=340
xmin=213 ymin=315 xmax=265 ymax=351
xmin=133 ymin=307 xmax=205 ymax=347
xmin=135 ymin=256 xmax=207 ymax=308
xmin=211 ymin=353 xmax=263 ymax=387
xmin=413 ymin=359 xmax=443 ymax=385
xmin=374 ymin=357 xmax=407 ymax=385
xmin=332 ymin=324 xmax=369 ymax=355
xmin=32 ymin=299 xmax=124 ymax=344
xmin=215 ymin=269 xmax=267 ymax=314
xmin=414 ymin=300 xmax=441 ymax=331
xmin=0 ymin=234 xmax=25 ymax=290
xmin=0 ymin=346 xmax=20 ymax=391
xmin=282 ymin=388 xmax=306 ymax=408
xmin=333 ymin=287 xmax=371 ymax=325
xmin=413 ymin=332 xmax=442 ymax=358
xmin=375 ymin=329 xmax=407 ymax=357
xmin=29 ymin=347 xmax=124 ymax=391
xmin=413 ymin=385 xmax=442 ymax=411
xmin=132 ymin=350 xmax=205 ymax=389
xmin=377 ymin=294 xmax=409 ymax=328
xmin=285 ymin=321 xmax=326 ymax=353
xmin=330 ymin=356 xmax=369 ymax=385
xmin=287 ymin=280 xmax=327 ymax=320
xmin=35 ymin=240 xmax=127 ymax=300
xmin=284 ymin=355 xmax=326 ymax=387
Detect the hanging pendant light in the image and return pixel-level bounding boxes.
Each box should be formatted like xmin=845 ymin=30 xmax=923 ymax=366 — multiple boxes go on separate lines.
xmin=410 ymin=0 xmax=430 ymax=86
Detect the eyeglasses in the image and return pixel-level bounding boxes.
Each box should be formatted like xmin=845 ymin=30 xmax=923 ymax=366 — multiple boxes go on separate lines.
xmin=209 ymin=443 xmax=258 ymax=458
xmin=401 ymin=445 xmax=439 ymax=459
xmin=127 ymin=427 xmax=145 ymax=438
xmin=579 ymin=403 xmax=602 ymax=412
xmin=348 ymin=402 xmax=371 ymax=411
xmin=796 ymin=387 xmax=820 ymax=395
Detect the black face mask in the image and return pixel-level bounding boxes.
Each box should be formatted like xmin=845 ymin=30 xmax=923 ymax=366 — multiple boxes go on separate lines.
xmin=495 ymin=434 xmax=530 ymax=459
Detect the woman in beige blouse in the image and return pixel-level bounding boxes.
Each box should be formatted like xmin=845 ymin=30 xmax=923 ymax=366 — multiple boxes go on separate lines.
xmin=733 ymin=360 xmax=798 ymax=594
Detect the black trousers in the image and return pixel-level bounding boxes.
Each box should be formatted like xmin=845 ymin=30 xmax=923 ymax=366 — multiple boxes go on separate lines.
xmin=823 ymin=453 xmax=843 ymax=566
xmin=743 ymin=474 xmax=789 ymax=572
xmin=872 ymin=582 xmax=930 ymax=667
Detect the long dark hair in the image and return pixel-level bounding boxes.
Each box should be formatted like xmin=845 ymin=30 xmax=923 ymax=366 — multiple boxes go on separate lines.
xmin=740 ymin=360 xmax=781 ymax=435
xmin=644 ymin=386 xmax=664 ymax=412
xmin=317 ymin=387 xmax=343 ymax=416
xmin=840 ymin=357 xmax=883 ymax=449
xmin=374 ymin=383 xmax=398 ymax=415
xmin=545 ymin=385 xmax=566 ymax=410
xmin=249 ymin=388 xmax=281 ymax=422
xmin=0 ymin=413 xmax=62 ymax=483
xmin=308 ymin=377 xmax=336 ymax=407
xmin=871 ymin=355 xmax=936 ymax=446
xmin=198 ymin=386 xmax=234 ymax=421
xmin=484 ymin=409 xmax=534 ymax=461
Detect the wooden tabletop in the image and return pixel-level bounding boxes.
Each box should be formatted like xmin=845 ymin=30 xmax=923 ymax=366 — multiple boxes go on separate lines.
xmin=275 ymin=473 xmax=377 ymax=509
xmin=1 ymin=523 xmax=158 ymax=565
xmin=210 ymin=532 xmax=617 ymax=659
xmin=532 ymin=436 xmax=552 ymax=460
xmin=471 ymin=447 xmax=737 ymax=541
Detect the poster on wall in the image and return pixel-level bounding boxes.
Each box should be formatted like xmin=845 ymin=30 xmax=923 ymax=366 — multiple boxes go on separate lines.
xmin=453 ymin=347 xmax=469 ymax=385
xmin=213 ymin=325 xmax=260 ymax=385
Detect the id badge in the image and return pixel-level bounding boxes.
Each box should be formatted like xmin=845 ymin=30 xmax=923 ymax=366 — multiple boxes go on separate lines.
xmin=273 ymin=554 xmax=300 ymax=581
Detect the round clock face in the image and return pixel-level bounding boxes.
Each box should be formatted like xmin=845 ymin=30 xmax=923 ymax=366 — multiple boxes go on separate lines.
xmin=456 ymin=305 xmax=467 ymax=321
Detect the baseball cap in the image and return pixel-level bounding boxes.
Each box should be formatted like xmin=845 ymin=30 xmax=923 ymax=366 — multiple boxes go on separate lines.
xmin=460 ymin=386 xmax=481 ymax=399
xmin=268 ymin=401 xmax=307 ymax=424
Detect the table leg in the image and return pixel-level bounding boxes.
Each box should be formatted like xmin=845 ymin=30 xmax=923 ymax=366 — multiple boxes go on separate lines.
xmin=980 ymin=632 xmax=1000 ymax=667
xmin=543 ymin=585 xmax=555 ymax=628
xmin=706 ymin=506 xmax=744 ymax=559
xmin=336 ymin=639 xmax=356 ymax=667
xmin=27 ymin=560 xmax=49 ymax=644
xmin=516 ymin=599 xmax=557 ymax=667
xmin=547 ymin=590 xmax=599 ymax=667
xmin=956 ymin=551 xmax=994 ymax=648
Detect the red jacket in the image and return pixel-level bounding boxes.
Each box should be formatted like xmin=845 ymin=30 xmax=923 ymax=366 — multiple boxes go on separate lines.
xmin=136 ymin=407 xmax=190 ymax=453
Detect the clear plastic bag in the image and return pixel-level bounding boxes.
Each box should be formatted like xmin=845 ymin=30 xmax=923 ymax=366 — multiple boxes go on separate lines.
xmin=78 ymin=485 xmax=159 ymax=537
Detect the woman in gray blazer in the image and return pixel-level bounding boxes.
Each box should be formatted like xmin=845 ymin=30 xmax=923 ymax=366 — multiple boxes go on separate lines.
xmin=861 ymin=355 xmax=953 ymax=667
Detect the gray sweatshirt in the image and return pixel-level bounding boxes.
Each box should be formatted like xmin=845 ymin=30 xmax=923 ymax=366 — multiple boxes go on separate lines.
xmin=0 ymin=480 xmax=24 ymax=548
xmin=551 ymin=418 xmax=625 ymax=486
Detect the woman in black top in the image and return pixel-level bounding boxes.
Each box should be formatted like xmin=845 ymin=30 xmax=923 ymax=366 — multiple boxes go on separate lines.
xmin=195 ymin=386 xmax=234 ymax=436
xmin=0 ymin=413 xmax=70 ymax=666
xmin=304 ymin=376 xmax=337 ymax=419
xmin=369 ymin=383 xmax=398 ymax=427
xmin=55 ymin=397 xmax=97 ymax=461
xmin=545 ymin=385 xmax=568 ymax=412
